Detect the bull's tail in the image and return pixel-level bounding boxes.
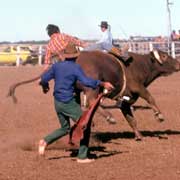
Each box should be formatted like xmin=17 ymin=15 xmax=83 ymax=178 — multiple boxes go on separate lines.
xmin=7 ymin=73 xmax=43 ymax=103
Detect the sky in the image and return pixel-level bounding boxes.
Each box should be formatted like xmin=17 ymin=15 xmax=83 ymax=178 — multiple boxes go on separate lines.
xmin=0 ymin=0 xmax=180 ymax=42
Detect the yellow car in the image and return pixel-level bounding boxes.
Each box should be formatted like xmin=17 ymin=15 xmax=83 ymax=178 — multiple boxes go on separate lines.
xmin=0 ymin=46 xmax=32 ymax=65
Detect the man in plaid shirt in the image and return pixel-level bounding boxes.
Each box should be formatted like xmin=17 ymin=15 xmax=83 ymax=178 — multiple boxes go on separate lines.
xmin=43 ymin=24 xmax=87 ymax=71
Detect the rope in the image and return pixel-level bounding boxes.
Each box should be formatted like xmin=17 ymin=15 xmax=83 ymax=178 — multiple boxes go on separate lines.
xmin=7 ymin=74 xmax=43 ymax=103
xmin=109 ymin=55 xmax=127 ymax=100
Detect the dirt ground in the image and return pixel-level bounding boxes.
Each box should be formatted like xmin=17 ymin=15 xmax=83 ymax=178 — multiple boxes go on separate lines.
xmin=1 ymin=66 xmax=180 ymax=180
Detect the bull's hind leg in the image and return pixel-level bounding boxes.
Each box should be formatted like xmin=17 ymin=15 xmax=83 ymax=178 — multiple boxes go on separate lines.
xmin=82 ymin=91 xmax=116 ymax=124
xmin=139 ymin=87 xmax=165 ymax=122
xmin=97 ymin=106 xmax=116 ymax=124
xmin=121 ymin=101 xmax=142 ymax=140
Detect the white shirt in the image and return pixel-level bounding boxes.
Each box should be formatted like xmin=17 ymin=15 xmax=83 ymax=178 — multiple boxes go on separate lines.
xmin=97 ymin=29 xmax=113 ymax=50
xmin=83 ymin=29 xmax=113 ymax=51
xmin=98 ymin=30 xmax=113 ymax=45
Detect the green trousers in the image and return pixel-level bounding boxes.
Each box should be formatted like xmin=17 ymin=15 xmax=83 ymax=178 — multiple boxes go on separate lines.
xmin=44 ymin=98 xmax=91 ymax=159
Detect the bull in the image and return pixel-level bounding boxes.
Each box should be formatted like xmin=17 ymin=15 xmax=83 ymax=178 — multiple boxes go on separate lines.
xmin=75 ymin=49 xmax=180 ymax=140
xmin=8 ymin=50 xmax=180 ymax=140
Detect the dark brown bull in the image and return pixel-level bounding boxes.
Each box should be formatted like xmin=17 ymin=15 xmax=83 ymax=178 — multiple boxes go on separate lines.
xmin=8 ymin=50 xmax=180 ymax=140
xmin=75 ymin=50 xmax=180 ymax=140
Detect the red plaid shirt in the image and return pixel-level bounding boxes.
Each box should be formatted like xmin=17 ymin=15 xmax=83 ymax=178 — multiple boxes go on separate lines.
xmin=44 ymin=33 xmax=83 ymax=64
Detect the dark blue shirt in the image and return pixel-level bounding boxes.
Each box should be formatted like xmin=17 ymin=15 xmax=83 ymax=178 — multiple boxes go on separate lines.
xmin=41 ymin=60 xmax=101 ymax=102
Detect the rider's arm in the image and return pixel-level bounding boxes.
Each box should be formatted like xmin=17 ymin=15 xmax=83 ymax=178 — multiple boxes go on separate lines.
xmin=44 ymin=46 xmax=52 ymax=65
xmin=64 ymin=34 xmax=87 ymax=47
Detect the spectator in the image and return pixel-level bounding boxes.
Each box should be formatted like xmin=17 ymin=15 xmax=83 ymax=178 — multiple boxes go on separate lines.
xmin=178 ymin=30 xmax=180 ymax=40
xmin=171 ymin=30 xmax=179 ymax=41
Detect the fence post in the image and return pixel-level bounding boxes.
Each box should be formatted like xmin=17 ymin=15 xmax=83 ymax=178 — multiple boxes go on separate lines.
xmin=171 ymin=42 xmax=175 ymax=58
xmin=128 ymin=42 xmax=132 ymax=52
xmin=38 ymin=45 xmax=42 ymax=66
xmin=149 ymin=42 xmax=153 ymax=51
xmin=16 ymin=46 xmax=20 ymax=67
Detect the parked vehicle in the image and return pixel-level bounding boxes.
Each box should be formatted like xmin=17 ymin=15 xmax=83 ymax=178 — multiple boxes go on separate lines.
xmin=0 ymin=46 xmax=37 ymax=65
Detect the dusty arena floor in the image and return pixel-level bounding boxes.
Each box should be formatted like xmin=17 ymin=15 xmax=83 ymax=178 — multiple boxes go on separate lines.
xmin=1 ymin=66 xmax=180 ymax=180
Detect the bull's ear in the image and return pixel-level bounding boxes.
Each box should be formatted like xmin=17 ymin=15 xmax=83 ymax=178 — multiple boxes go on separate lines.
xmin=150 ymin=50 xmax=163 ymax=64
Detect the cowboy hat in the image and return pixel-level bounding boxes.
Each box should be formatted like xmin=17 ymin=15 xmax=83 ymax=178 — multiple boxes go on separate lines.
xmin=63 ymin=43 xmax=80 ymax=59
xmin=99 ymin=21 xmax=109 ymax=29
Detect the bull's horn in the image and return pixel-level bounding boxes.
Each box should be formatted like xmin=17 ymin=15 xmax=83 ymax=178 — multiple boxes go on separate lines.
xmin=152 ymin=50 xmax=163 ymax=64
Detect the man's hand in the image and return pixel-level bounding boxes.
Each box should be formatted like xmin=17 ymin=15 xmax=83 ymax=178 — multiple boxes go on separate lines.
xmin=100 ymin=82 xmax=114 ymax=91
xmin=39 ymin=81 xmax=50 ymax=94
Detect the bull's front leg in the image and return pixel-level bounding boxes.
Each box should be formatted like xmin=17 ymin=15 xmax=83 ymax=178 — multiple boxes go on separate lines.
xmin=121 ymin=101 xmax=142 ymax=140
xmin=139 ymin=87 xmax=165 ymax=122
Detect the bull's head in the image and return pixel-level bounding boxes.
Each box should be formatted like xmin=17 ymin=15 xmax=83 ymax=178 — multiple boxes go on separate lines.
xmin=150 ymin=50 xmax=180 ymax=75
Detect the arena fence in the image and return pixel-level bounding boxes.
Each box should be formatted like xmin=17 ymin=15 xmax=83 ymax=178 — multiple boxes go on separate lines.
xmin=15 ymin=45 xmax=44 ymax=66
xmin=0 ymin=41 xmax=180 ymax=66
xmin=117 ymin=41 xmax=180 ymax=58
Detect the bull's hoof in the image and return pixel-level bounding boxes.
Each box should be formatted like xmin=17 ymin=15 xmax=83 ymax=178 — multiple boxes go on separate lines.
xmin=106 ymin=116 xmax=116 ymax=124
xmin=155 ymin=113 xmax=165 ymax=122
xmin=158 ymin=114 xmax=165 ymax=122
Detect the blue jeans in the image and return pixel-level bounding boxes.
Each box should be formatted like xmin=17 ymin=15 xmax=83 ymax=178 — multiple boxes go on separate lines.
xmin=44 ymin=98 xmax=91 ymax=159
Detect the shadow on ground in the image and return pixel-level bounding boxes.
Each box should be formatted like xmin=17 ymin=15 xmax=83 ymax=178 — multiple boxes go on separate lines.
xmin=93 ymin=129 xmax=180 ymax=143
xmin=48 ymin=145 xmax=126 ymax=161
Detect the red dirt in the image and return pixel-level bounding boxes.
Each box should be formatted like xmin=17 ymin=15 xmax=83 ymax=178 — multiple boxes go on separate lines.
xmin=1 ymin=66 xmax=180 ymax=180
